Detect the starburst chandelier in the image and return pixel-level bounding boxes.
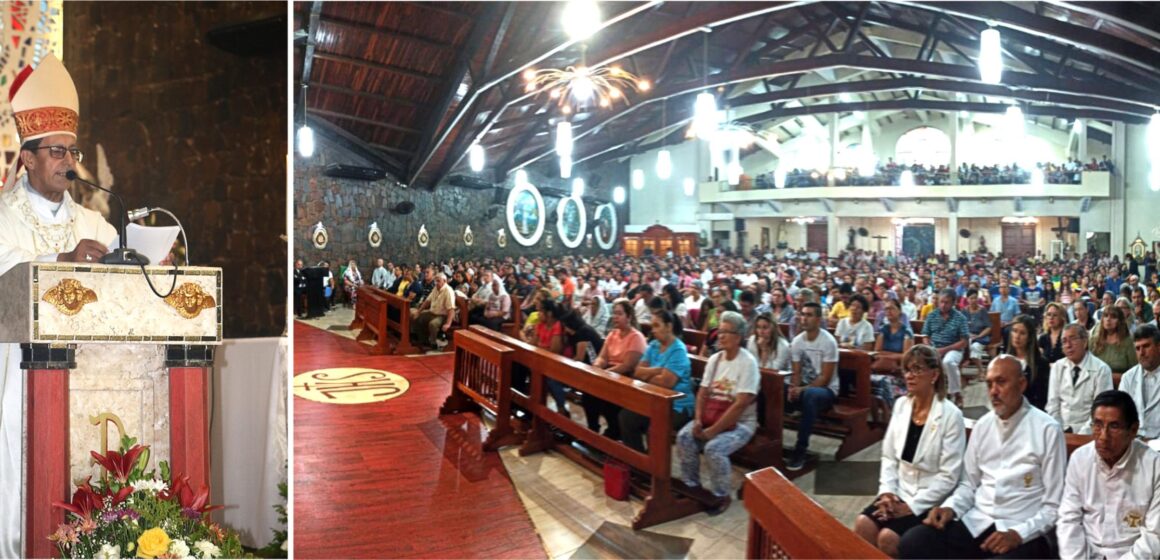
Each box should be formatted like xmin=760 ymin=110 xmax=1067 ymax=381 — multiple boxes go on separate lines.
xmin=523 ymin=63 xmax=650 ymax=114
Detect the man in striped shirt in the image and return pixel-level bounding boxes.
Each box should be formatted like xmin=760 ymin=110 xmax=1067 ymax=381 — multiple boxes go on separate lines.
xmin=923 ymin=288 xmax=970 ymax=406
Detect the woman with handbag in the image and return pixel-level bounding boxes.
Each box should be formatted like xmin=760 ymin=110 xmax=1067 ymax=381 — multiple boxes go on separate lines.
xmin=854 ymin=345 xmax=965 ymax=557
xmin=676 ymin=310 xmax=759 ymax=515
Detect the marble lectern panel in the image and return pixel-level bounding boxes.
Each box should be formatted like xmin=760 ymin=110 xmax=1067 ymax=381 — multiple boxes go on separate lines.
xmin=0 ymin=263 xmax=222 ymax=344
xmin=68 ymin=345 xmax=170 ymax=487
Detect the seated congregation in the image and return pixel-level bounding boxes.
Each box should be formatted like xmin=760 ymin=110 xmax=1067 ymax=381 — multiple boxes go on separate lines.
xmin=351 ymin=247 xmax=1160 ymax=558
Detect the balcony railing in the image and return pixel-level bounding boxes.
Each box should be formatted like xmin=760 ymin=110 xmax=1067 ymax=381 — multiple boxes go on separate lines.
xmin=698 ymin=171 xmax=1110 ymax=203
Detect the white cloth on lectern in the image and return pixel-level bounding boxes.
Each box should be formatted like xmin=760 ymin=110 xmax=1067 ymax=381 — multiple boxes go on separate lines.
xmin=0 ymin=175 xmax=117 ymax=557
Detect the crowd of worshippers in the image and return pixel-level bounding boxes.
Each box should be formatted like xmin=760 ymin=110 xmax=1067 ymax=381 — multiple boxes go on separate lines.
xmin=330 ymin=246 xmax=1160 ymax=553
xmin=753 ymin=156 xmax=1111 ymax=189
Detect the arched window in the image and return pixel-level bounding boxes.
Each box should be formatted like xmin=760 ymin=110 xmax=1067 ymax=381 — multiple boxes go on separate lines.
xmin=895 ymin=126 xmax=951 ymax=167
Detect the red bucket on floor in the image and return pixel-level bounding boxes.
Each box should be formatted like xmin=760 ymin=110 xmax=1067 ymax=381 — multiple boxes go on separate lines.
xmin=603 ymin=459 xmax=630 ymax=501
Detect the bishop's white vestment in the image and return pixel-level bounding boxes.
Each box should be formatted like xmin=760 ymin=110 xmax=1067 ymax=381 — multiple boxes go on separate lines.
xmin=0 ymin=175 xmax=115 ymax=558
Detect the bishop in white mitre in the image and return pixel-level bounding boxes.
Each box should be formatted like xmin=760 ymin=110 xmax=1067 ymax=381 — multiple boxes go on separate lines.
xmin=0 ymin=53 xmax=116 ymax=558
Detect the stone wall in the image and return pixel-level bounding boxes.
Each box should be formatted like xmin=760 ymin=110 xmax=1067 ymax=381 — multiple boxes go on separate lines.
xmin=294 ymin=135 xmax=631 ymax=269
xmin=64 ymin=2 xmax=287 ymax=338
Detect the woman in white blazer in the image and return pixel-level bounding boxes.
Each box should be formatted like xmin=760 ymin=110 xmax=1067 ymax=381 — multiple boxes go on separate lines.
xmin=854 ymin=344 xmax=967 ymax=557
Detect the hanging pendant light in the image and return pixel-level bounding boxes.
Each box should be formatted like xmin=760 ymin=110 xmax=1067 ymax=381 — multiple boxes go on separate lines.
xmin=555 ymin=121 xmax=573 ymax=157
xmin=692 ymin=92 xmax=719 ymax=140
xmin=656 ymin=149 xmax=672 ymax=180
xmin=571 ymin=177 xmax=585 ymax=197
xmin=682 ymin=178 xmax=695 ymax=196
xmin=979 ymin=28 xmax=1003 ymax=85
xmin=631 ymin=168 xmax=645 ymax=190
xmin=560 ymin=154 xmax=573 ymax=179
xmin=612 ymin=185 xmax=626 ymax=204
xmin=514 ymin=168 xmax=529 ymax=187
xmin=468 ymin=143 xmax=485 ymax=172
xmin=296 ymin=125 xmax=315 ymax=158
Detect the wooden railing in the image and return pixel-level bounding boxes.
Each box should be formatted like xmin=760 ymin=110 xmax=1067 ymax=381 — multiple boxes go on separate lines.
xmin=468 ymin=325 xmax=711 ymax=529
xmin=744 ymin=467 xmax=887 ymax=559
xmin=440 ymin=329 xmax=523 ymax=450
xmin=381 ymin=289 xmax=418 ymax=355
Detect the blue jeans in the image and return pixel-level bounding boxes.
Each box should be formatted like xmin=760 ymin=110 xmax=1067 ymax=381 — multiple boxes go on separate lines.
xmin=786 ymin=386 xmax=836 ymax=454
xmin=677 ymin=422 xmax=756 ymax=497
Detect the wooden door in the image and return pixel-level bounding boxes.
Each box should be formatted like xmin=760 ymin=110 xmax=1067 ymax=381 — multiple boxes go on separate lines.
xmin=807 ymin=223 xmax=828 ymax=253
xmin=1001 ymin=225 xmax=1036 ymax=258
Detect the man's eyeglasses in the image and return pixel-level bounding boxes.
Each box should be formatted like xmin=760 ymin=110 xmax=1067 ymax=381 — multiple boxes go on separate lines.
xmin=34 ymin=145 xmax=83 ymax=163
xmin=1090 ymin=421 xmax=1127 ymax=435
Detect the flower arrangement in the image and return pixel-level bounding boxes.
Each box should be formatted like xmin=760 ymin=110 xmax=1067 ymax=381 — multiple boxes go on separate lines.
xmin=50 ymin=435 xmax=244 ymax=559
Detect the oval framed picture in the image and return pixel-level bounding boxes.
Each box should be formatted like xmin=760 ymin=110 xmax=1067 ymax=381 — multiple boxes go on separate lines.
xmin=312 ymin=223 xmax=328 ymax=250
xmin=418 ymin=224 xmax=429 ymax=248
xmin=594 ymin=203 xmax=617 ymax=251
xmin=368 ymin=223 xmax=382 ymax=248
xmin=506 ymin=181 xmax=545 ymax=246
xmin=464 ymin=225 xmax=474 ymax=247
xmin=556 ymin=196 xmax=587 ymax=249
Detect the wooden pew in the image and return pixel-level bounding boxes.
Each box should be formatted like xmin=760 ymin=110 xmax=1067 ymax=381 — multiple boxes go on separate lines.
xmin=784 ymin=349 xmax=884 ymax=461
xmin=744 ymin=467 xmax=887 ymax=559
xmin=500 ymin=294 xmax=523 ymax=337
xmin=682 ymin=329 xmax=707 ymax=355
xmin=348 ymin=285 xmax=415 ymax=355
xmin=468 ymin=325 xmax=711 ymax=529
xmin=447 ymin=295 xmax=470 ymax=349
xmin=689 ymin=355 xmax=789 ymax=477
xmin=440 ymin=329 xmax=523 ymax=451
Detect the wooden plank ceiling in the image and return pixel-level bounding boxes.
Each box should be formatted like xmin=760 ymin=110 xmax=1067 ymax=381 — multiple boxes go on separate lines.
xmin=294 ymin=1 xmax=1160 ymax=189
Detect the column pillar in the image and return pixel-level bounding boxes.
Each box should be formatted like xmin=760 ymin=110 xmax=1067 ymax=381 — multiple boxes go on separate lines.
xmin=948 ymin=214 xmax=959 ymax=257
xmin=827 ymin=214 xmax=840 ymax=256
xmin=1077 ymin=119 xmax=1088 ymax=163
xmin=950 ymin=112 xmax=960 ymax=184
xmin=167 ymin=345 xmax=214 ymax=492
xmin=24 ymin=343 xmax=75 ymax=560
xmin=1110 ymin=121 xmax=1126 ymax=254
xmin=829 ymin=116 xmax=839 ymax=170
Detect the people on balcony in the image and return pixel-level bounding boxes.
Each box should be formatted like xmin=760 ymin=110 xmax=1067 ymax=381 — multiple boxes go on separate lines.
xmin=751 ymin=158 xmax=1102 ymax=189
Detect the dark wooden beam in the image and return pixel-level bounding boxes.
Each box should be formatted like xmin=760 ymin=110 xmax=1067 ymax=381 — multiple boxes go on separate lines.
xmin=307 ymin=108 xmax=422 ymax=135
xmin=317 ymin=15 xmax=455 ymax=52
xmin=726 ymin=76 xmax=1151 ymax=118
xmin=306 ymin=115 xmax=406 ymax=178
xmin=482 ymin=3 xmax=517 ymax=79
xmin=506 ymin=52 xmax=1160 ymax=171
xmin=370 ymin=143 xmax=418 ymax=157
xmin=407 ymin=1 xmax=662 ymax=190
xmin=307 ymin=80 xmax=423 ymax=109
xmin=409 ymin=3 xmax=500 ymax=183
xmin=908 ymin=1 xmax=1160 ymax=73
xmin=739 ymin=99 xmax=1146 ymax=127
xmin=841 ymin=2 xmax=871 ymax=52
xmin=312 ymin=52 xmax=443 ymax=82
xmin=1051 ymin=2 xmax=1160 ymax=43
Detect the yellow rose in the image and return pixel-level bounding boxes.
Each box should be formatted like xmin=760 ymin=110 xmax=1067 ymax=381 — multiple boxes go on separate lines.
xmin=136 ymin=527 xmax=171 ymax=559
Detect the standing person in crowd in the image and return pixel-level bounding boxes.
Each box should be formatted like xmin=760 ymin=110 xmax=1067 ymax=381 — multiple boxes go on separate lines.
xmin=620 ymin=310 xmax=695 ymax=452
xmin=677 ymin=311 xmax=759 ymax=515
xmin=1119 ymin=324 xmax=1160 ymax=440
xmin=786 ymin=302 xmax=840 ymax=470
xmin=1090 ymin=306 xmax=1139 ymax=373
xmin=1058 ymin=390 xmax=1160 ymax=558
xmin=899 ymin=356 xmax=1065 ymax=559
xmin=923 ymin=289 xmax=970 ymax=407
xmin=855 ymin=345 xmax=965 ymax=558
xmin=1048 ymin=324 xmax=1114 ymax=433
xmin=343 ymin=260 xmax=363 ymax=308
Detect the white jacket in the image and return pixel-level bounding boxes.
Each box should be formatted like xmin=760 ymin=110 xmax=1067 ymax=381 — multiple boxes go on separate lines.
xmin=878 ymin=396 xmax=966 ymax=515
xmin=1047 ymin=353 xmax=1114 ymax=434
xmin=1058 ymin=440 xmax=1160 ymax=559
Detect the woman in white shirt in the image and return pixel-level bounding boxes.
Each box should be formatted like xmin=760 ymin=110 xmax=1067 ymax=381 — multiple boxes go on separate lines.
xmin=747 ymin=312 xmax=790 ymax=371
xmin=854 ymin=344 xmax=966 ymax=557
xmin=836 ymin=294 xmax=875 ymax=350
xmin=580 ymin=294 xmax=610 ymax=337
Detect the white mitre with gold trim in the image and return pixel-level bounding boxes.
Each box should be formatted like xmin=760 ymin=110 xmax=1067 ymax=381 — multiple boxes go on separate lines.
xmin=4 ymin=53 xmax=80 ymax=189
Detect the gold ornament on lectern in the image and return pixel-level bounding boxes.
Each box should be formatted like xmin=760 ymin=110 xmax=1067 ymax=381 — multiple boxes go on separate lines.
xmin=164 ymin=282 xmax=216 ymax=319
xmin=42 ymin=278 xmax=98 ymax=316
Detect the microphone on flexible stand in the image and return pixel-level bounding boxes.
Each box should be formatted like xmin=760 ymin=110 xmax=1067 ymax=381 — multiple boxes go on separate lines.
xmin=65 ymin=170 xmax=149 ymax=265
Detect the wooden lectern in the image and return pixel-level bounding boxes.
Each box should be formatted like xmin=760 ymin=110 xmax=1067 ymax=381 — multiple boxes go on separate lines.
xmin=0 ymin=263 xmax=222 ymax=559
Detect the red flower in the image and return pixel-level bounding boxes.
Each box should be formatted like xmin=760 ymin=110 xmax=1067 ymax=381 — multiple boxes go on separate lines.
xmin=91 ymin=445 xmax=145 ymax=483
xmin=162 ymin=474 xmax=223 ymax=516
xmin=52 ymin=479 xmax=102 ymax=520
